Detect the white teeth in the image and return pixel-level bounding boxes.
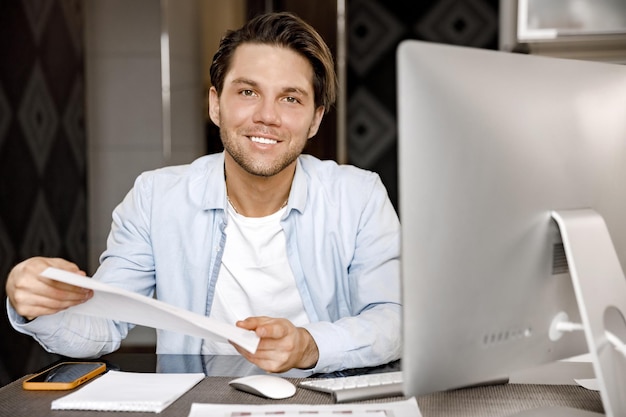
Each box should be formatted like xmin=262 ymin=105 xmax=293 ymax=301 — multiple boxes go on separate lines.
xmin=250 ymin=136 xmax=277 ymax=144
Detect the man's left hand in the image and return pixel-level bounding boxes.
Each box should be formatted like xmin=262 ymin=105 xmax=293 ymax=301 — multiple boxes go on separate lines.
xmin=232 ymin=316 xmax=319 ymax=373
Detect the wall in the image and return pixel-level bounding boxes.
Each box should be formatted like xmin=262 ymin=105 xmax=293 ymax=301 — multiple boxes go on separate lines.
xmin=0 ymin=0 xmax=87 ymax=385
xmin=345 ymin=0 xmax=500 ymax=211
xmin=201 ymin=0 xmax=246 ymax=90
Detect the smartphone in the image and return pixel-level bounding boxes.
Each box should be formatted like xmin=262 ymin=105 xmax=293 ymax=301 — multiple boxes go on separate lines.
xmin=22 ymin=361 xmax=107 ymax=390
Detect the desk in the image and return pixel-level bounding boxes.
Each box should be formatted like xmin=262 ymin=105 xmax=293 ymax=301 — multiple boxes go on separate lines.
xmin=0 ymin=354 xmax=604 ymax=417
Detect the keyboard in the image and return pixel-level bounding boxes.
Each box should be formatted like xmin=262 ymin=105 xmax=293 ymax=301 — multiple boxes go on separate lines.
xmin=298 ymin=371 xmax=404 ymax=403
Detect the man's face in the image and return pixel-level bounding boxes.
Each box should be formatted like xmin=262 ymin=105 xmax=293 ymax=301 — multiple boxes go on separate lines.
xmin=209 ymin=43 xmax=324 ymax=177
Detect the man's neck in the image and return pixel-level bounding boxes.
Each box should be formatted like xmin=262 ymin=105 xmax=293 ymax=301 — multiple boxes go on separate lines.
xmin=224 ymin=159 xmax=295 ymax=218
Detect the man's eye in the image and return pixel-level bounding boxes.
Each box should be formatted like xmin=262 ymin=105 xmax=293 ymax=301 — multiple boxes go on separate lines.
xmin=241 ymin=89 xmax=255 ymax=96
xmin=285 ymin=97 xmax=299 ymax=104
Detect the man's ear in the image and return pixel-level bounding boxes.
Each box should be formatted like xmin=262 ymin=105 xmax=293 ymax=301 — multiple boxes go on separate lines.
xmin=208 ymin=86 xmax=220 ymax=127
xmin=307 ymin=106 xmax=325 ymax=139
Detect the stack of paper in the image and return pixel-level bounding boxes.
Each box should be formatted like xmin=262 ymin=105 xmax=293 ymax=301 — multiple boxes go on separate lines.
xmin=51 ymin=371 xmax=204 ymax=413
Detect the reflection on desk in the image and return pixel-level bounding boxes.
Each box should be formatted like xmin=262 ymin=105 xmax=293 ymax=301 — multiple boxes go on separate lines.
xmin=100 ymin=353 xmax=401 ymax=379
xmin=102 ymin=353 xmax=313 ymax=378
xmin=0 ymin=354 xmax=604 ymax=417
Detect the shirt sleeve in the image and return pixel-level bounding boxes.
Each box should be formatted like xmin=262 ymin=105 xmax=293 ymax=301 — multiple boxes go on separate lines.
xmin=304 ymin=304 xmax=401 ymax=373
xmin=303 ymin=173 xmax=402 ymax=373
xmin=6 ymin=298 xmax=125 ymax=358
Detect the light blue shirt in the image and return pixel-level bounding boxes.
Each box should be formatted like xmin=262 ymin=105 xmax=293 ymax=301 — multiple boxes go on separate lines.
xmin=8 ymin=152 xmax=401 ymax=373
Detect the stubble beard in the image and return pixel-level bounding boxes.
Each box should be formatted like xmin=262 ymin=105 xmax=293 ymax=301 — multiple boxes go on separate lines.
xmin=221 ymin=128 xmax=306 ymax=177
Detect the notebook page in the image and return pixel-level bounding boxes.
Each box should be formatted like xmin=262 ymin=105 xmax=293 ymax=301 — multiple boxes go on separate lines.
xmin=51 ymin=371 xmax=204 ymax=413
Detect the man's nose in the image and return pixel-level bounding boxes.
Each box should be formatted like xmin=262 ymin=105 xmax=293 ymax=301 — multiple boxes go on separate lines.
xmin=253 ymin=98 xmax=281 ymax=125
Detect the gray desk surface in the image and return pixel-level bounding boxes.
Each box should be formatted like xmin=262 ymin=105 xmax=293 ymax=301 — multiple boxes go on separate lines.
xmin=0 ymin=355 xmax=604 ymax=417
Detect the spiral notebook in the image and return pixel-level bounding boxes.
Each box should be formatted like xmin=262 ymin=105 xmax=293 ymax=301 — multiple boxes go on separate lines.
xmin=51 ymin=370 xmax=204 ymax=413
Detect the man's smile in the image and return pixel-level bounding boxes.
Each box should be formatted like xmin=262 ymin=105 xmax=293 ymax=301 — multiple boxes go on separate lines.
xmin=249 ymin=136 xmax=279 ymax=145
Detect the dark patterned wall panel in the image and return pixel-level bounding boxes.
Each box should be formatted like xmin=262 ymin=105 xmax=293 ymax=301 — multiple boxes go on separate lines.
xmin=346 ymin=0 xmax=499 ymax=210
xmin=0 ymin=0 xmax=86 ymax=385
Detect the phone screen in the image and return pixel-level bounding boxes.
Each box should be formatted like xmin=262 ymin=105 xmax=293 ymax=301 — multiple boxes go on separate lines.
xmin=29 ymin=363 xmax=105 ymax=383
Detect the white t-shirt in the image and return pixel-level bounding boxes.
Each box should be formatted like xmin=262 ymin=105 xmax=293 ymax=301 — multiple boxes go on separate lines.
xmin=202 ymin=203 xmax=309 ymax=355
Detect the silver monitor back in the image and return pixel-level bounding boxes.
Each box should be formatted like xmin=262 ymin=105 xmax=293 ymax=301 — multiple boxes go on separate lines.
xmin=397 ymin=40 xmax=626 ymax=397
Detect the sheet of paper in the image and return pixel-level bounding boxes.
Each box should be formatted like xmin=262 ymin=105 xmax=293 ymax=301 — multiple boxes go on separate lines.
xmin=564 ymin=354 xmax=598 ymax=391
xmin=575 ymin=378 xmax=599 ymax=391
xmin=187 ymin=397 xmax=421 ymax=417
xmin=41 ymin=267 xmax=260 ymax=354
xmin=229 ymin=412 xmax=386 ymax=417
xmin=51 ymin=370 xmax=204 ymax=413
xmin=561 ymin=353 xmax=592 ymax=362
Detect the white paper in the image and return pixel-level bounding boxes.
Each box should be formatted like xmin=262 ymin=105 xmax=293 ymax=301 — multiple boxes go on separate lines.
xmin=187 ymin=397 xmax=421 ymax=417
xmin=575 ymin=378 xmax=599 ymax=391
xmin=561 ymin=353 xmax=592 ymax=362
xmin=51 ymin=370 xmax=204 ymax=413
xmin=229 ymin=412 xmax=386 ymax=417
xmin=562 ymin=354 xmax=598 ymax=391
xmin=41 ymin=267 xmax=260 ymax=354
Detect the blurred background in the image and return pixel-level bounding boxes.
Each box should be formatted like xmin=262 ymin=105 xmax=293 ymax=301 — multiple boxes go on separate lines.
xmin=1 ymin=0 xmax=624 ymax=386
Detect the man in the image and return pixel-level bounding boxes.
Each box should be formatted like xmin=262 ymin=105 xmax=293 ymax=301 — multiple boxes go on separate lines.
xmin=6 ymin=12 xmax=401 ymax=374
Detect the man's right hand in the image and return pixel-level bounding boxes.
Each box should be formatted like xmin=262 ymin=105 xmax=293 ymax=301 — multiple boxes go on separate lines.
xmin=6 ymin=257 xmax=93 ymax=321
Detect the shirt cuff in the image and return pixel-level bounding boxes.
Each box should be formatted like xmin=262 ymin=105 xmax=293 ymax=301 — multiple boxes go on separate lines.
xmin=6 ymin=297 xmax=30 ymax=327
xmin=302 ymin=321 xmax=347 ymax=374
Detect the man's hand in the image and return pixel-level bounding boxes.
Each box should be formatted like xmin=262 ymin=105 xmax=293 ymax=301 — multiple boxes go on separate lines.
xmin=6 ymin=257 xmax=93 ymax=321
xmin=232 ymin=316 xmax=319 ymax=373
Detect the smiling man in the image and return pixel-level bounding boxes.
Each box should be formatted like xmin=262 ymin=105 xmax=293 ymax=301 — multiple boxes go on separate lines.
xmin=6 ymin=12 xmax=401 ymax=374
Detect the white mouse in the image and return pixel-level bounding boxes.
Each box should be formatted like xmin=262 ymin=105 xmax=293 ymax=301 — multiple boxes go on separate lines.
xmin=229 ymin=374 xmax=296 ymax=399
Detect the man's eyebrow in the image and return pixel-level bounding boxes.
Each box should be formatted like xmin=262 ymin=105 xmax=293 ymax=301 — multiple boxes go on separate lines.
xmin=283 ymin=86 xmax=310 ymax=97
xmin=231 ymin=77 xmax=257 ymax=87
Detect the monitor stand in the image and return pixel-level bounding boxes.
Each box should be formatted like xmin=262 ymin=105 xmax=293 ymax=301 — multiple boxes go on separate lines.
xmin=550 ymin=209 xmax=626 ymax=417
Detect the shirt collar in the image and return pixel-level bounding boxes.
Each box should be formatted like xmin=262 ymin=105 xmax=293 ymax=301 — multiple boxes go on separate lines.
xmin=200 ymin=151 xmax=309 ymax=214
xmin=289 ymin=157 xmax=308 ymax=214
xmin=201 ymin=152 xmax=227 ymax=211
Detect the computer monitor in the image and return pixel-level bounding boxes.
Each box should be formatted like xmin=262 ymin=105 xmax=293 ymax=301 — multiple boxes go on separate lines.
xmin=397 ymin=40 xmax=626 ymax=415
